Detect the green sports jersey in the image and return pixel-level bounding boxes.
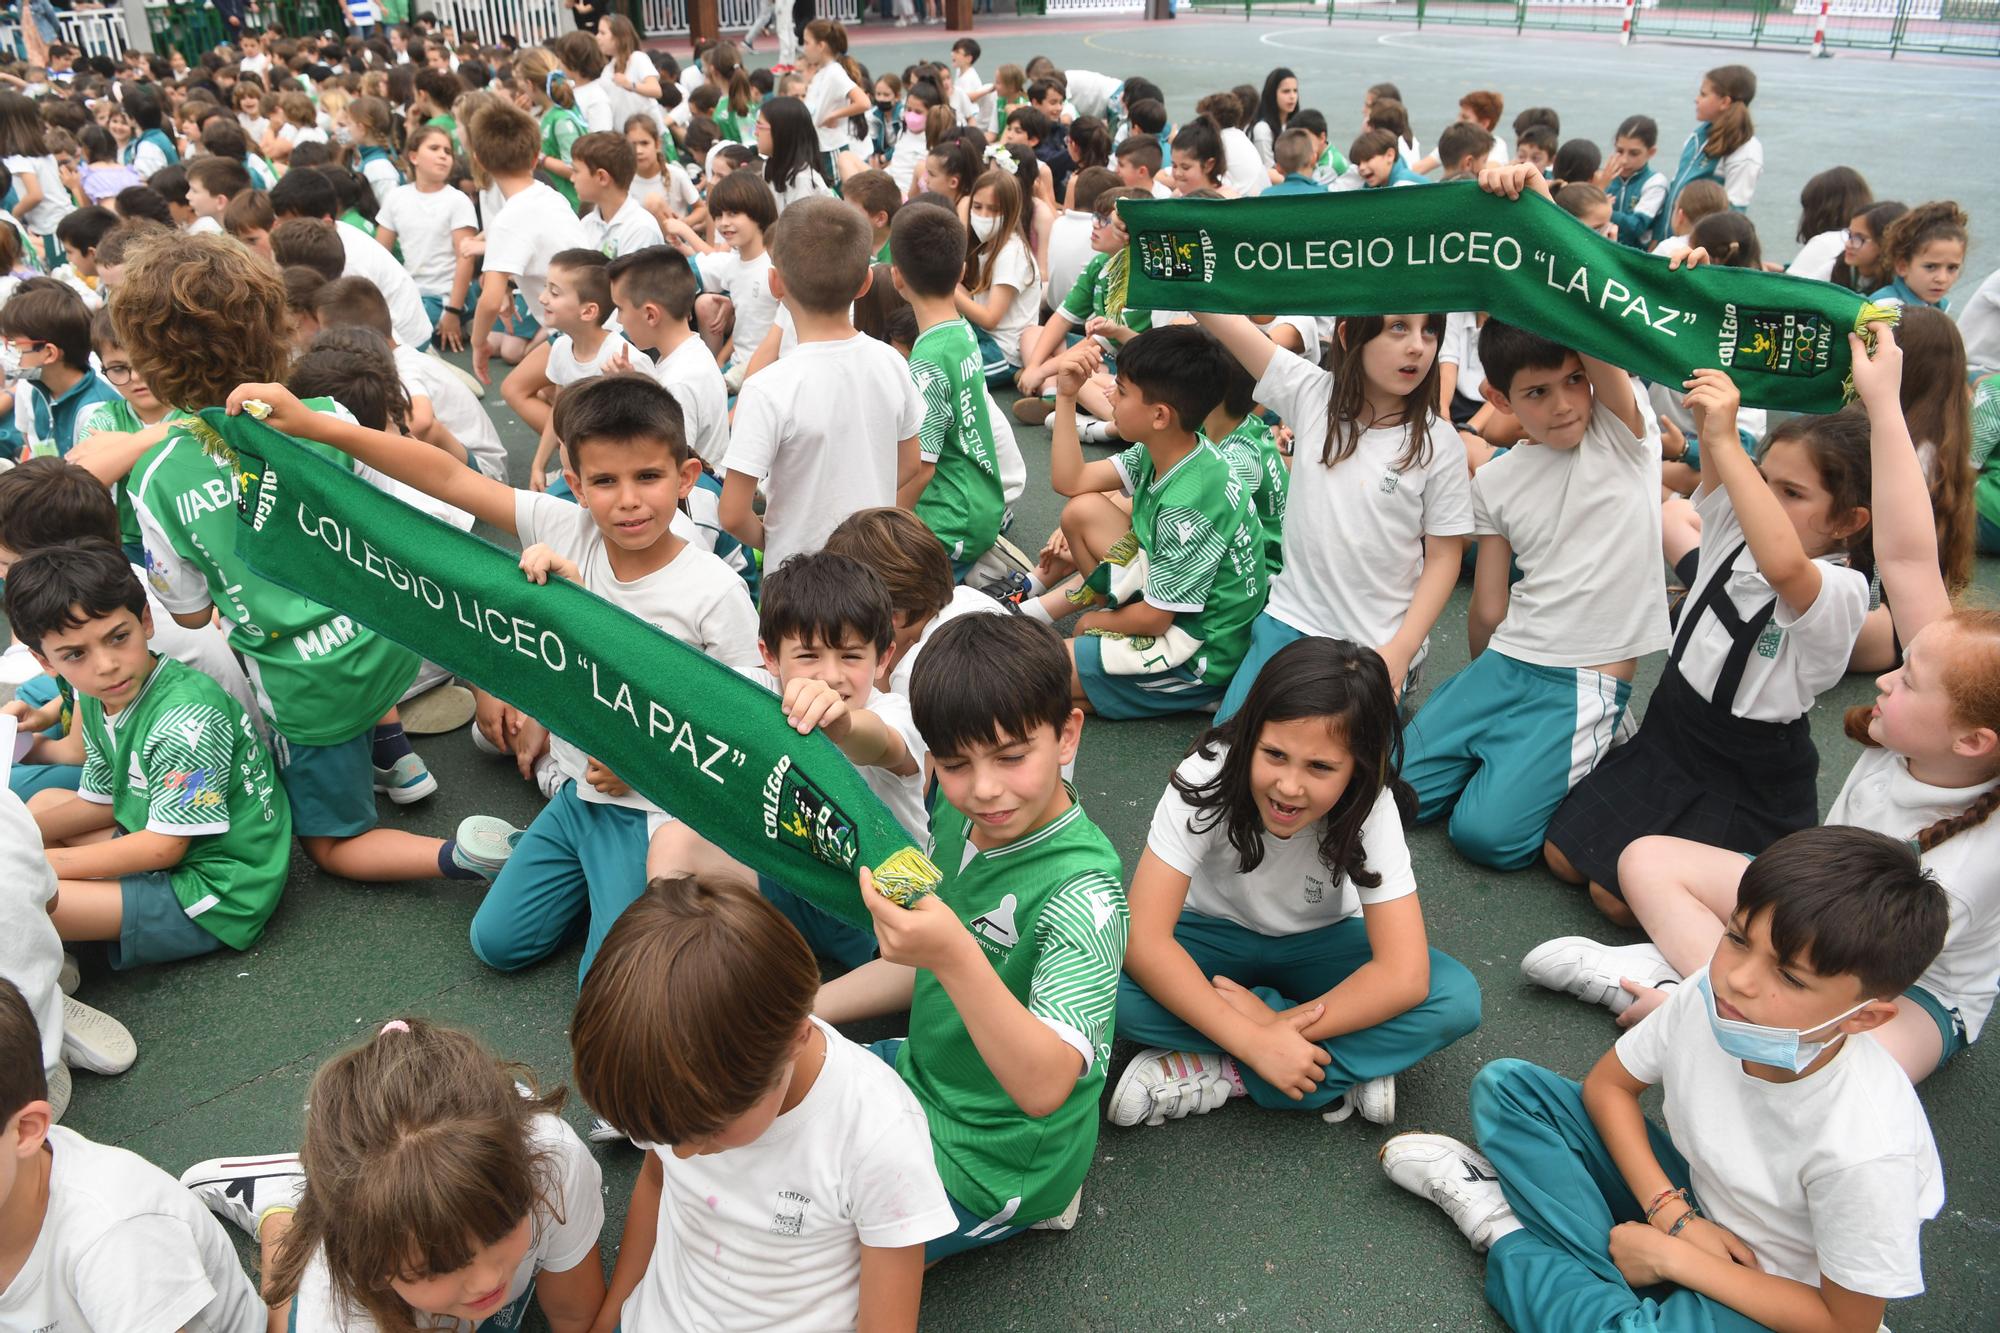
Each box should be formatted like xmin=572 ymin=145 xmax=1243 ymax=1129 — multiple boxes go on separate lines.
xmin=128 ymin=399 xmax=420 ymax=745
xmin=896 ymin=793 xmax=1127 ymax=1223
xmin=75 ymin=396 xmax=148 ymax=555
xmin=77 ymin=656 xmax=291 ymax=949
xmin=908 ymin=319 xmax=1005 ymax=564
xmin=1112 ymin=439 xmax=1269 ymax=685
xmin=1212 ymin=416 xmax=1289 ymax=579
xmin=1057 ymin=249 xmax=1154 ymax=336
xmin=1974 ymin=373 xmax=1999 ymax=529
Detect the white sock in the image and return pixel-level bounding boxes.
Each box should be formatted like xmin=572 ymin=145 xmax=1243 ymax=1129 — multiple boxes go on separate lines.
xmin=1021 ymin=597 xmax=1056 ymax=625
xmin=1024 ymin=570 xmax=1051 ymax=596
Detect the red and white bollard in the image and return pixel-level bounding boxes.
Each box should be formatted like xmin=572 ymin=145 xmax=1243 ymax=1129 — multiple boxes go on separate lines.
xmin=1619 ymin=0 xmax=1638 ymax=44
xmin=1809 ymin=0 xmax=1832 ymax=56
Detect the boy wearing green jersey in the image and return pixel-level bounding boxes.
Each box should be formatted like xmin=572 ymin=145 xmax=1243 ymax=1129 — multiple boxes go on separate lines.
xmin=7 ymin=542 xmax=292 ymax=968
xmin=821 ymin=614 xmax=1127 ymax=1254
xmin=112 ymin=232 xmax=515 ymax=888
xmin=889 ymin=203 xmax=1006 ymax=582
xmin=1025 ymin=327 xmax=1271 ymax=720
xmin=1013 ymin=185 xmax=1155 ymax=433
xmin=1205 ymin=354 xmax=1289 ymax=581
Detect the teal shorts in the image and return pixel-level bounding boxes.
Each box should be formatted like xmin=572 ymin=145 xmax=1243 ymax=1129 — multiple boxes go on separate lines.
xmin=1905 ymin=984 xmax=1968 ymax=1071
xmin=111 ymin=871 xmax=224 ymax=970
xmin=272 ymin=731 xmax=378 ymax=839
xmin=504 ymin=290 xmax=542 ymax=340
xmin=1072 ymin=632 xmax=1224 ymax=720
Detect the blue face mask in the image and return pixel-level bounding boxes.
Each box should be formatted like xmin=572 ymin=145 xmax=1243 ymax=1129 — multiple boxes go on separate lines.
xmin=1697 ymin=973 xmax=1873 ymax=1074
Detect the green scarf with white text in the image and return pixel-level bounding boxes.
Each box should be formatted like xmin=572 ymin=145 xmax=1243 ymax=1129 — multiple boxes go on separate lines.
xmin=209 ymin=410 xmax=939 ymax=929
xmin=1117 ymin=183 xmax=1894 ymax=413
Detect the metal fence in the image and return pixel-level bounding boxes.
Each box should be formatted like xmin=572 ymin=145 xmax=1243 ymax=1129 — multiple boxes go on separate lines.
xmin=1181 ymin=0 xmax=2000 ymax=56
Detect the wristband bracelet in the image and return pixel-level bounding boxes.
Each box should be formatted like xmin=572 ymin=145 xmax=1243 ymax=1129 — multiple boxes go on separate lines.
xmin=1642 ymin=1186 xmax=1685 ymax=1222
xmin=1667 ymin=1206 xmax=1700 ymax=1238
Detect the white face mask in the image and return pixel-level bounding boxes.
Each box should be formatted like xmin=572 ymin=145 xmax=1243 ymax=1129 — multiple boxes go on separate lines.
xmin=970 ymin=214 xmax=1000 ymax=242
xmin=1 ymin=343 xmax=42 ymax=384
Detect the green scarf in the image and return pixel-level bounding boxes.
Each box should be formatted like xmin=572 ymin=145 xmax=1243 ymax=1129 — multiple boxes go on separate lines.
xmin=1118 ymin=182 xmax=1895 ymax=412
xmin=213 ymin=410 xmax=939 ymax=929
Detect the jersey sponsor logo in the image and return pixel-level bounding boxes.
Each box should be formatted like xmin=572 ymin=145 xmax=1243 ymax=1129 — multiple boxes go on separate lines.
xmin=970 ymin=892 xmax=1020 ymax=954
xmin=127 ymin=751 xmax=149 ymax=791
xmin=176 ymin=716 xmax=207 ymax=753
xmin=162 ymin=767 xmax=224 ymax=810
xmin=142 ymin=545 xmax=176 ymax=594
xmin=769 ymin=1189 xmax=811 ymax=1236
xmin=292 ymin=615 xmax=359 ymax=662
xmin=1089 ymin=888 xmax=1119 ymax=931
xmin=171 ymin=475 xmax=238 ymax=528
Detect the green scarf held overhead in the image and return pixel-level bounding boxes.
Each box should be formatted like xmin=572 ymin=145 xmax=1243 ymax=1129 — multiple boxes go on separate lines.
xmin=209 ymin=409 xmax=940 ymax=930
xmin=1117 ymin=182 xmax=1896 ymax=413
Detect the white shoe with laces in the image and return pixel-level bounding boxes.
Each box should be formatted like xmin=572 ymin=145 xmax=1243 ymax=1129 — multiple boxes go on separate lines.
xmin=1379 ymin=1133 xmax=1520 ymax=1253
xmin=1106 ymin=1048 xmax=1235 ymax=1128
xmin=60 ymin=995 xmax=136 ymax=1075
xmin=1521 ymin=938 xmax=1682 ymax=1016
xmin=181 ymin=1153 xmax=306 ymax=1237
xmin=586 ymin=1116 xmax=629 ymax=1144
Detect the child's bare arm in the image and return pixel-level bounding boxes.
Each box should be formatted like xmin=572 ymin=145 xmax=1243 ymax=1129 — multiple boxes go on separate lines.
xmin=223 ymin=383 xmax=521 ymax=533
xmin=48 ymin=829 xmax=189 ymax=880
xmin=780 ymin=678 xmax=919 ymax=777
xmin=30 ymin=792 xmax=118 ymax=845
xmin=1578 ymin=353 xmax=1645 ymax=441
xmin=587 ymin=1154 xmax=661 ymax=1333
xmin=1190 ymin=310 xmax=1280 ymax=384
xmin=816 ymin=956 xmax=918 ymax=1023
xmin=1615 ymin=1238 xmax=1887 ymax=1333
xmin=1685 ymin=369 xmax=1822 ymax=616
xmin=1380 ymin=534 xmax=1465 ymax=695
xmin=1075 ymin=599 xmax=1174 ymax=639
xmin=1047 ymin=343 xmax=1127 ymax=497
xmin=1852 ymin=325 xmax=1951 ymax=643
xmin=1467 ymin=535 xmax=1513 ymax=657
xmin=535 ymin=1245 xmax=608 ymax=1333
xmin=855 ymin=1244 xmax=926 ymax=1333
xmin=718 ymin=469 xmax=765 ymax=552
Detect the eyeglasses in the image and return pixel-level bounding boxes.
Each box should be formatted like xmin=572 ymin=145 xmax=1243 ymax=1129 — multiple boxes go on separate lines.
xmin=101 ymin=363 xmax=138 ymax=385
xmin=1842 ymin=228 xmax=1871 ymax=248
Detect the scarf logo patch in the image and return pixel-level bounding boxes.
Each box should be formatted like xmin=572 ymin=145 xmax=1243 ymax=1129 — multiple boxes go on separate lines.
xmin=1717 ymin=305 xmax=1835 ymax=379
xmin=1134 ymin=229 xmax=1214 ymax=283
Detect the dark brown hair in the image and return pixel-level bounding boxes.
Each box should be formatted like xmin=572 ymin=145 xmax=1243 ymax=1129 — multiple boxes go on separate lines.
xmin=572 ymin=876 xmax=818 ymax=1145
xmin=1701 ymin=64 xmax=1757 ymax=159
xmin=0 ymin=457 xmax=119 ymax=551
xmin=769 ymin=195 xmax=872 ymax=314
xmin=1892 ymin=306 xmax=1975 ymax=594
xmin=0 ymin=978 xmax=46 ymax=1122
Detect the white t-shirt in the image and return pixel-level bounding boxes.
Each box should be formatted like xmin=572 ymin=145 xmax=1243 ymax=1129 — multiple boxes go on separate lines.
xmin=1149 ymin=746 xmax=1416 ymax=937
xmin=515 ymin=490 xmax=761 ymax=806
xmin=985 ymin=384 xmax=1025 ymax=508
xmin=976 ymin=235 xmax=1043 ymax=367
xmin=584 ymin=192 xmax=665 ymax=259
xmin=186 ymin=215 xmax=223 ymax=237
xmin=1956 ymin=267 xmax=2000 ymax=379
xmin=485 ymin=181 xmax=591 ymax=312
xmin=375 ymin=183 xmax=477 ymax=298
xmin=1828 ymin=747 xmax=2000 ymax=1042
xmin=887 ymin=584 xmax=1003 ymax=699
xmin=1787 ymin=228 xmax=1846 ymax=283
xmin=1719 ymin=137 xmax=1764 ymax=209
xmin=1255 ymin=343 xmax=1474 ymax=653
xmin=771 ymin=164 xmax=834 ymax=215
xmin=632 ymin=162 xmax=700 ymax=217
xmin=653 ymin=335 xmax=731 ymax=468
xmin=0 ymin=1126 xmax=264 ymax=1332
xmin=726 ymin=332 xmax=924 ymax=573
xmin=1219 ymin=126 xmax=1267 ymax=198
xmin=335 ymin=221 xmax=434 ymax=351
xmin=805 ymin=62 xmax=861 ymax=154
xmin=1438 ymin=310 xmax=1487 ymax=405
xmin=860 ymin=687 xmax=929 ymax=839
xmin=547 ymin=330 xmax=649 ymax=388
xmin=1615 ymin=969 xmax=1941 ymax=1296
xmin=694 ymin=248 xmax=778 ymax=372
xmin=6 ymin=154 xmax=72 ymax=233
xmin=574 ymin=78 xmax=614 ymax=134
xmin=0 ymin=786 xmax=63 ymax=1075
xmin=622 ymin=1019 xmax=956 ymax=1333
xmin=1473 ymin=398 xmax=1669 ymax=668
xmin=359 ymin=153 xmax=401 ymax=210
xmin=1676 ymin=483 xmax=1869 ymax=721
xmin=392 ymin=343 xmax=508 ymax=481
xmin=1045 ymin=210 xmax=1095 ymax=315
xmin=290 ymin=1113 xmax=602 ymax=1333
xmin=131 ymin=563 xmax=260 ymax=726
xmin=887 ymin=133 xmax=927 ymax=194
xmin=949 ymin=63 xmax=983 ymax=129
xmin=1066 ymin=69 xmax=1121 ymax=119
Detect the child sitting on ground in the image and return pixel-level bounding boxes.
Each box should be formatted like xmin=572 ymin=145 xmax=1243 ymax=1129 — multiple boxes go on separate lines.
xmin=720 ymin=196 xmax=923 ymax=575
xmin=7 ymin=542 xmax=292 ymax=971
xmin=819 ymin=613 xmax=1128 ymax=1249
xmin=823 ymin=505 xmax=1003 ymax=701
xmin=0 ymin=279 xmax=118 ymax=459
xmin=228 ymin=374 xmax=760 ymax=984
xmin=1026 ymin=329 xmax=1269 ymax=720
xmin=572 ymin=129 xmax=665 ymax=258
xmin=516 ymin=249 xmax=652 ymax=496
xmin=889 ymin=202 xmax=1006 ymax=580
xmin=605 ymin=244 xmax=730 ymax=471
xmin=1383 ymin=826 xmax=1946 ymax=1333
xmin=1399 ymin=165 xmax=1668 ymax=872
xmin=574 ymin=875 xmax=954 ymax=1327
xmin=463 ymin=97 xmax=590 ymax=382
xmin=182 ymin=1017 xmax=607 ymax=1333
xmin=659 ymin=168 xmax=780 ymax=393
xmin=0 ymin=975 xmax=262 ymax=1328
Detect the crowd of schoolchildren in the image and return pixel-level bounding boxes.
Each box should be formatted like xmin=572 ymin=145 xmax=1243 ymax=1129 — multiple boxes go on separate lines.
xmin=0 ymin=16 xmax=1994 ymax=1332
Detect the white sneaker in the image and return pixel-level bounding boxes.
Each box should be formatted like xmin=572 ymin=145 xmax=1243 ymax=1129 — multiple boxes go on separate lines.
xmin=471 ymin=721 xmax=503 ymax=755
xmin=1379 ymin=1133 xmax=1519 ymax=1253
xmin=1106 ymin=1048 xmax=1234 ymax=1128
xmin=533 ymin=751 xmax=565 ymax=800
xmin=181 ymin=1153 xmax=306 ymax=1237
xmin=57 ymin=951 xmax=78 ymax=997
xmin=1323 ymin=1074 xmax=1396 ymax=1125
xmin=60 ymin=995 xmax=136 ymax=1075
xmin=46 ymin=1062 xmax=70 ymax=1121
xmin=1030 ymin=1187 xmax=1082 ymax=1231
xmin=586 ymin=1116 xmax=629 ymax=1144
xmin=1521 ymin=937 xmax=1682 ymax=1016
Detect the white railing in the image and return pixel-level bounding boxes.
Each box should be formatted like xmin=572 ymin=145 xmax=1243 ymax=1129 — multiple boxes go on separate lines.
xmin=648 ymin=0 xmax=863 ymax=38
xmin=58 ymin=6 xmax=132 ymax=56
xmin=1788 ymin=0 xmax=1941 ymax=13
xmin=429 ymin=0 xmax=569 ymax=45
xmin=1043 ymin=0 xmax=1144 ymax=11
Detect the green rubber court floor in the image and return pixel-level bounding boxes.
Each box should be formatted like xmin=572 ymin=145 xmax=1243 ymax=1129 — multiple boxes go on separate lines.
xmin=38 ymin=17 xmax=2000 ymax=1331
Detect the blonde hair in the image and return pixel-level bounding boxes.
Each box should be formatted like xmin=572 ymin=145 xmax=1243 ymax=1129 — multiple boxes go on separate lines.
xmin=513 ymin=47 xmax=574 ymax=111
xmin=111 ymin=232 xmax=291 ymax=409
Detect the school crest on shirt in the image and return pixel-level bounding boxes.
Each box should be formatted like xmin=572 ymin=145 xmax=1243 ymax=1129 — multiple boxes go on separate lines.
xmin=1716 ymin=305 xmax=1834 ymax=379
xmin=1304 ymin=875 xmax=1327 ymax=905
xmin=1755 ymin=622 xmax=1785 ymax=660
xmin=770 ymin=1189 xmax=812 ymax=1236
